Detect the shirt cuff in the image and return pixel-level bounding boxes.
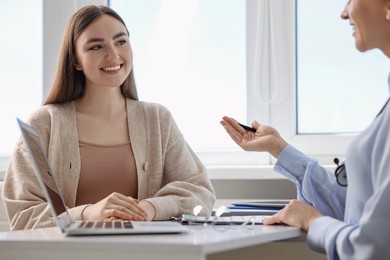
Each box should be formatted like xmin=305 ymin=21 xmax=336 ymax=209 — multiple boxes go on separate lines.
xmin=274 ymin=144 xmax=312 ymax=178
xmin=307 ymin=215 xmax=345 ymax=256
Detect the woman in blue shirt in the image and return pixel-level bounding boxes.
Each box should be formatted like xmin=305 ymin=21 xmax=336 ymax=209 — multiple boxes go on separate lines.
xmin=221 ymin=0 xmax=390 ymax=259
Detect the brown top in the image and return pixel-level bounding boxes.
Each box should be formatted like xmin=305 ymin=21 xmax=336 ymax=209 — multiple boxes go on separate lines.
xmin=76 ymin=141 xmax=138 ymax=205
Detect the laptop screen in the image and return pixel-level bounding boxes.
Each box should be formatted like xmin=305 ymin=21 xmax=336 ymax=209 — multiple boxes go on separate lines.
xmin=18 ymin=119 xmax=68 ymax=217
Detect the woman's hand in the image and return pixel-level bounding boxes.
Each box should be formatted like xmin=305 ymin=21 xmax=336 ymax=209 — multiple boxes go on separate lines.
xmin=263 ymin=199 xmax=322 ymax=232
xmin=81 ymin=192 xmax=148 ymax=221
xmin=220 ymin=116 xmax=287 ymax=158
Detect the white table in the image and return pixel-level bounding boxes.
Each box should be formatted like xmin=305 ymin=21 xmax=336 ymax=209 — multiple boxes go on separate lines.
xmin=0 ymin=224 xmax=302 ymax=260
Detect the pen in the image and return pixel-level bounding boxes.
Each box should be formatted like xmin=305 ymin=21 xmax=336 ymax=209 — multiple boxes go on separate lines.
xmin=238 ymin=123 xmax=257 ymax=133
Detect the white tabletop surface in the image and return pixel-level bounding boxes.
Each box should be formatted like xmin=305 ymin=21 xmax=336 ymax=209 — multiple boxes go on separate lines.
xmin=0 ymin=224 xmax=302 ymax=260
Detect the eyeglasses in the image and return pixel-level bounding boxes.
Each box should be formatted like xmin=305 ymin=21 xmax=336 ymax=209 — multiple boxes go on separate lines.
xmin=334 ymin=158 xmax=347 ymax=187
xmin=181 ymin=205 xmax=264 ymax=232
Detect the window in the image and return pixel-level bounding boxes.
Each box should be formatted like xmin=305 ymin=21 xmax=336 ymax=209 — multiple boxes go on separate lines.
xmin=1 ymin=0 xmax=388 ymax=175
xmin=110 ymin=0 xmax=267 ymax=165
xmin=0 ymin=1 xmax=42 ymax=159
xmin=111 ymin=0 xmax=389 ymax=165
xmin=296 ymin=0 xmax=389 ymax=134
xmin=110 ymin=0 xmax=247 ymax=150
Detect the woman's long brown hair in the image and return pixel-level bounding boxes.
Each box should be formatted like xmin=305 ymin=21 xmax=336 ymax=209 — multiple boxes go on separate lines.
xmin=44 ymin=5 xmax=138 ymax=105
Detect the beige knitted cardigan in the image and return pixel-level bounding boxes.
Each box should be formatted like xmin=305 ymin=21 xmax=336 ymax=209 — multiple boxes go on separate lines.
xmin=3 ymin=99 xmax=215 ymax=230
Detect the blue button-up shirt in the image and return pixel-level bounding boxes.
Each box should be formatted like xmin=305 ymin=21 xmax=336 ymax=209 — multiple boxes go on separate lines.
xmin=274 ymin=73 xmax=390 ymax=259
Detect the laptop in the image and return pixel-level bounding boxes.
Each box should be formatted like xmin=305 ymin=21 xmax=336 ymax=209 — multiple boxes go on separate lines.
xmin=16 ymin=118 xmax=189 ymax=236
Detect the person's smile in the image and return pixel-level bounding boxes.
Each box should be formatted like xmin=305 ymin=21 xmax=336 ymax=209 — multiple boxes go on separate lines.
xmin=100 ymin=64 xmax=123 ymax=73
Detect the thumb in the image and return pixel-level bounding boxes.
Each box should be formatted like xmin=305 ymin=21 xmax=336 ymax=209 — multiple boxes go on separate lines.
xmin=252 ymin=120 xmax=261 ymax=129
xmin=262 ymin=215 xmax=279 ymax=225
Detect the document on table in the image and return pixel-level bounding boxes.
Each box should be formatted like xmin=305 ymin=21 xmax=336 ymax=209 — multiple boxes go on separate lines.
xmin=230 ymin=200 xmax=290 ymax=208
xmin=225 ymin=199 xmax=290 ymax=216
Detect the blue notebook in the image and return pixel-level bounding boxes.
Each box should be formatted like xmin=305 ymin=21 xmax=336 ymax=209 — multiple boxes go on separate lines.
xmin=231 ymin=200 xmax=289 ymax=208
xmin=227 ymin=200 xmax=290 ymax=216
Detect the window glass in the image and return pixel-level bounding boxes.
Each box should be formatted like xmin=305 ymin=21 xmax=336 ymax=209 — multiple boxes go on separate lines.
xmin=297 ymin=0 xmax=389 ymax=134
xmin=110 ymin=0 xmax=246 ymax=150
xmin=0 ymin=0 xmax=43 ymax=156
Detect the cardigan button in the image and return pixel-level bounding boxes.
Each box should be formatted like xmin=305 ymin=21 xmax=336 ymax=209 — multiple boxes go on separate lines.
xmin=143 ymin=162 xmax=149 ymax=171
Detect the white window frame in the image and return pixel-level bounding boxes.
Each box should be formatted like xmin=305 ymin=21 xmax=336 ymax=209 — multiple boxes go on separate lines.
xmin=0 ymin=0 xmax=352 ymax=179
xmin=250 ymin=0 xmax=355 ymax=166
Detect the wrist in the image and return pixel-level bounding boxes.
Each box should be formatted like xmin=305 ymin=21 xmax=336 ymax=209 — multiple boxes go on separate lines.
xmin=305 ymin=212 xmax=323 ymax=232
xmin=269 ymin=137 xmax=288 ymax=159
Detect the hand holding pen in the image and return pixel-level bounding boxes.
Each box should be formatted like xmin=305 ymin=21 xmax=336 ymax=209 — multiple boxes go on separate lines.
xmin=220 ymin=116 xmax=287 ymax=158
xmin=238 ymin=123 xmax=257 ymax=133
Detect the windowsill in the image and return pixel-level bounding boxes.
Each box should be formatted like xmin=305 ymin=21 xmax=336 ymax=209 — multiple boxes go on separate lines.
xmin=0 ymin=150 xmax=280 ymax=181
xmin=206 ymin=165 xmax=286 ymax=180
xmin=0 ymin=165 xmax=281 ymax=181
xmin=0 ymin=164 xmax=335 ymax=182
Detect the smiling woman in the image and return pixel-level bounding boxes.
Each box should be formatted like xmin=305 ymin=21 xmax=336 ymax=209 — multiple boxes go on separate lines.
xmin=220 ymin=0 xmax=390 ymax=258
xmin=3 ymin=5 xmax=215 ymax=231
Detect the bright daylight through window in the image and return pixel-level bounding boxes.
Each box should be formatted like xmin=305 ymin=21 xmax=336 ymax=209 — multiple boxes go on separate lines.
xmin=1 ymin=0 xmax=388 ymax=171
xmin=297 ymin=0 xmax=389 ymax=134
xmin=110 ymin=0 xmax=246 ymax=150
xmin=0 ymin=0 xmax=42 ymax=158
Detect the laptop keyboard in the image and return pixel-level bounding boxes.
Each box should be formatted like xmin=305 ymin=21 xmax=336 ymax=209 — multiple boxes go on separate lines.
xmin=77 ymin=221 xmax=134 ymax=229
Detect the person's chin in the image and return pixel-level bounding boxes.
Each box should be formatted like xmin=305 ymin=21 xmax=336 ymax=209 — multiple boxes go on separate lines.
xmin=354 ymin=36 xmax=367 ymax=52
xmin=356 ymin=43 xmax=371 ymax=53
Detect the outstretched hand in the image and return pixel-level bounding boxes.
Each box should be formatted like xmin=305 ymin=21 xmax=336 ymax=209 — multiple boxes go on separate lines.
xmin=81 ymin=192 xmax=149 ymax=221
xmin=220 ymin=116 xmax=287 ymax=158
